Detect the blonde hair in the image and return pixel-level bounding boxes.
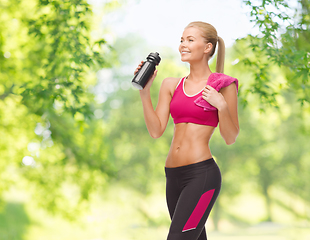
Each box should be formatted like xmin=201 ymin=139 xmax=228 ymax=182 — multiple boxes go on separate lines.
xmin=185 ymin=21 xmax=225 ymax=73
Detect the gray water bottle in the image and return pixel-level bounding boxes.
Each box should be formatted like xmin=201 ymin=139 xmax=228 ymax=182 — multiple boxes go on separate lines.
xmin=132 ymin=52 xmax=161 ymax=90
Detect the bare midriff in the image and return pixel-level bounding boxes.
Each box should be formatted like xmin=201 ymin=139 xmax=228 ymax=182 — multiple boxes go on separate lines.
xmin=165 ymin=122 xmax=215 ymax=168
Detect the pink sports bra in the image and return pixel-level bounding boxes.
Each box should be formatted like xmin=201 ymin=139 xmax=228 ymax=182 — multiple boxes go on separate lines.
xmin=170 ymin=77 xmax=219 ymax=127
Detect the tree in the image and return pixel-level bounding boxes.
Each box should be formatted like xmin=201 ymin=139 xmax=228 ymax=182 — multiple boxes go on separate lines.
xmin=240 ymin=0 xmax=310 ymax=106
xmin=238 ymin=0 xmax=310 ymax=221
xmin=0 ymin=0 xmax=115 ymax=218
xmin=210 ymin=37 xmax=310 ymax=226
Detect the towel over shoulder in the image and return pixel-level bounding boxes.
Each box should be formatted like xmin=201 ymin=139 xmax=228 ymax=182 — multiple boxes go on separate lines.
xmin=194 ymin=73 xmax=238 ymax=111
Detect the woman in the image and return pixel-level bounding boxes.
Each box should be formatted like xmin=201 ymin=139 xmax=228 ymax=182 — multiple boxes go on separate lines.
xmin=134 ymin=21 xmax=239 ymax=240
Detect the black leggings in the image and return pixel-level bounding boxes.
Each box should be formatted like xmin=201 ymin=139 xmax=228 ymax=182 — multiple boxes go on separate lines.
xmin=165 ymin=158 xmax=221 ymax=240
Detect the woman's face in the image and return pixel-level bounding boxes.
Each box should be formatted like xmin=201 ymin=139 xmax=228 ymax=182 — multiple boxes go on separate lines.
xmin=179 ymin=27 xmax=211 ymax=63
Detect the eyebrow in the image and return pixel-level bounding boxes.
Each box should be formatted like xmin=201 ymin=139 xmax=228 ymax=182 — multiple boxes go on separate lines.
xmin=181 ymin=35 xmax=196 ymax=39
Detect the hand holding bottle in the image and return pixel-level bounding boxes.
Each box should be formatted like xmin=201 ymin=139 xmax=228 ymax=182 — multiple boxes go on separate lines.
xmin=132 ymin=52 xmax=161 ymax=90
xmin=134 ymin=61 xmax=158 ymax=91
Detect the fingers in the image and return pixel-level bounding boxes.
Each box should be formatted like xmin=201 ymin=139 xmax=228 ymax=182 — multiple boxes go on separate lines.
xmin=140 ymin=69 xmax=159 ymax=91
xmin=134 ymin=61 xmax=144 ymax=75
xmin=202 ymin=85 xmax=211 ymax=96
xmin=205 ymin=85 xmax=215 ymax=91
xmin=203 ymin=85 xmax=216 ymax=94
xmin=202 ymin=85 xmax=218 ymax=101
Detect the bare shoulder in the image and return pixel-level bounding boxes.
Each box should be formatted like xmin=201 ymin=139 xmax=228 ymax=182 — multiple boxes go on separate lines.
xmin=220 ymin=82 xmax=237 ymax=95
xmin=161 ymin=77 xmax=182 ymax=96
xmin=162 ymin=77 xmax=182 ymax=87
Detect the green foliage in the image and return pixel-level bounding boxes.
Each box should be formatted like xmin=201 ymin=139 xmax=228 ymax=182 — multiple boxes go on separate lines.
xmin=1 ymin=0 xmax=309 ymax=232
xmin=0 ymin=0 xmax=115 ymax=218
xmin=0 ymin=203 xmax=31 ymax=240
xmin=235 ymin=0 xmax=310 ymax=221
xmin=24 ymin=0 xmax=105 ymax=117
xmin=209 ymin=41 xmax=310 ymax=224
xmin=241 ymin=0 xmax=310 ymax=105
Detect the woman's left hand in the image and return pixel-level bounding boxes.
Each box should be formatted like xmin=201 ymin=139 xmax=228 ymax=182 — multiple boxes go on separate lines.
xmin=202 ymin=85 xmax=226 ymax=110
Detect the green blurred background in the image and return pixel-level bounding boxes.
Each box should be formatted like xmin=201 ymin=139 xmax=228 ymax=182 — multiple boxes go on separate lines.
xmin=0 ymin=0 xmax=310 ymax=239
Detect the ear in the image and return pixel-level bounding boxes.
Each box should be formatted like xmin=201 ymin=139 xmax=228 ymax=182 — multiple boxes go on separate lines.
xmin=204 ymin=42 xmax=213 ymax=54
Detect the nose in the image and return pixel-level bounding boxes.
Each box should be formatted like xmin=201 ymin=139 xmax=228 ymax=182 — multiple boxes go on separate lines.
xmin=180 ymin=40 xmax=187 ymax=49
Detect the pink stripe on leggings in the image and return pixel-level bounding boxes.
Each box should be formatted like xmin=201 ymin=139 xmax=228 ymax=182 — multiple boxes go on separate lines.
xmin=182 ymin=189 xmax=215 ymax=232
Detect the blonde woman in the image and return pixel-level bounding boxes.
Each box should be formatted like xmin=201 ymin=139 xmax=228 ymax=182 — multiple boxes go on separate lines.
xmin=134 ymin=21 xmax=239 ymax=240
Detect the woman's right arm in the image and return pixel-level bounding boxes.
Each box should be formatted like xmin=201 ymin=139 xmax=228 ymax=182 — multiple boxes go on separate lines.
xmin=135 ymin=62 xmax=173 ymax=138
xmin=139 ymin=77 xmax=172 ymax=138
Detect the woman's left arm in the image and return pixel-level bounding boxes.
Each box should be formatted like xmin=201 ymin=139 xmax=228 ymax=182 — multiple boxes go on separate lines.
xmin=202 ymin=83 xmax=239 ymax=145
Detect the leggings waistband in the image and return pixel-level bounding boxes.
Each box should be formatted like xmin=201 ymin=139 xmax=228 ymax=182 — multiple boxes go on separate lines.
xmin=165 ymin=158 xmax=217 ymax=177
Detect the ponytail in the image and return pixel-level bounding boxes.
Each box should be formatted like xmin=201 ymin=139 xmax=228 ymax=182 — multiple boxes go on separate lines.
xmin=216 ymin=36 xmax=225 ymax=73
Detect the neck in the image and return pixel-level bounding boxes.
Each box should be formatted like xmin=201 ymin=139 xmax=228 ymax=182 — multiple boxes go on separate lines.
xmin=188 ymin=61 xmax=212 ymax=82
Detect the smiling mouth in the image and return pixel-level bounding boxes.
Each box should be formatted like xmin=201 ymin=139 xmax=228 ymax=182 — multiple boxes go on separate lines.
xmin=181 ymin=51 xmax=190 ymax=54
